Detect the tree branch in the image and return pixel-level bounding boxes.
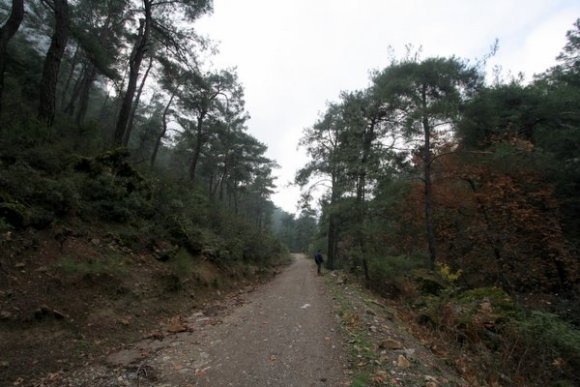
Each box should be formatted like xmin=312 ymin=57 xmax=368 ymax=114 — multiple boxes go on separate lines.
xmin=428 ymin=149 xmax=493 ymax=166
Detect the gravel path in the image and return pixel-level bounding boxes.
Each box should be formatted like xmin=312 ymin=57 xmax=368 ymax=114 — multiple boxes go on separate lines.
xmin=179 ymin=254 xmax=348 ymax=386
xmin=59 ymin=254 xmax=349 ymax=386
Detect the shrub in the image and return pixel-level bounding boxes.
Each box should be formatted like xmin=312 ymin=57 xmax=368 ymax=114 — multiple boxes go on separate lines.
xmin=29 ymin=206 xmax=55 ymax=228
xmin=55 ymin=254 xmax=128 ymax=277
xmin=0 ymin=218 xmax=14 ymax=233
xmin=32 ymin=177 xmax=79 ymax=215
xmin=0 ymin=160 xmax=80 ymax=218
xmin=0 ymin=201 xmax=29 ymax=229
xmin=171 ymin=248 xmax=194 ymax=282
xmin=367 ymin=255 xmax=429 ymax=297
xmin=507 ymin=311 xmax=580 ymax=383
xmin=412 ymin=285 xmax=580 ymax=384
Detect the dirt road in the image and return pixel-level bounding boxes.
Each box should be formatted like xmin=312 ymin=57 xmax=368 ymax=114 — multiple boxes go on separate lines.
xmin=61 ymin=254 xmax=348 ymax=386
xmin=182 ymin=254 xmax=348 ymax=386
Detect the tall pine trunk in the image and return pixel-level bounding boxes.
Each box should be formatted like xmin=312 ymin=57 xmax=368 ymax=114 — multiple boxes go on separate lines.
xmin=0 ymin=0 xmax=25 ymax=124
xmin=422 ymin=91 xmax=437 ymax=269
xmin=326 ymin=173 xmax=340 ymax=270
xmin=356 ymin=118 xmax=376 ymax=284
xmin=150 ymin=89 xmax=176 ymax=168
xmin=125 ymin=55 xmax=154 ymax=145
xmin=75 ymin=64 xmax=97 ymax=127
xmin=113 ymin=0 xmax=151 ymax=146
xmin=59 ymin=44 xmax=80 ymax=109
xmin=189 ymin=113 xmax=206 ymax=183
xmin=63 ymin=61 xmax=87 ymax=116
xmin=217 ymin=148 xmax=230 ymax=201
xmin=38 ymin=0 xmax=70 ymax=127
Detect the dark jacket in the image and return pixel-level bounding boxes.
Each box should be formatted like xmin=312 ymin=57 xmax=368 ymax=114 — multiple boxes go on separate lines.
xmin=314 ymin=252 xmax=323 ymax=264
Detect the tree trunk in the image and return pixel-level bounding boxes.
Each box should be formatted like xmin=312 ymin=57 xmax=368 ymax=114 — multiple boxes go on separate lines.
xmin=218 ymin=178 xmax=225 ymax=201
xmin=98 ymin=92 xmax=110 ymax=121
xmin=150 ymin=89 xmax=176 ymax=168
xmin=75 ymin=63 xmax=96 ymax=126
xmin=125 ymin=54 xmax=154 ymax=145
xmin=217 ymin=145 xmax=231 ymax=201
xmin=64 ymin=61 xmax=89 ymax=115
xmin=422 ymin=113 xmax=437 ymax=269
xmin=0 ymin=0 xmax=24 ymax=124
xmin=327 ymin=213 xmax=337 ymax=270
xmin=113 ymin=0 xmax=151 ymax=146
xmin=356 ymin=117 xmax=376 ymax=283
xmin=208 ymin=172 xmax=215 ymax=199
xmin=59 ymin=44 xmax=80 ymax=109
xmin=463 ymin=177 xmax=513 ymax=290
xmin=233 ymin=184 xmax=239 ymax=214
xmin=189 ymin=113 xmax=206 ymax=183
xmin=326 ymin=174 xmax=340 ymax=270
xmin=72 ymin=12 xmax=114 ymax=123
xmin=38 ymin=0 xmax=70 ymax=127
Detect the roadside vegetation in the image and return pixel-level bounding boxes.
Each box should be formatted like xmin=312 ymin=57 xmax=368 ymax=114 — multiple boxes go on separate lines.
xmin=2 ymin=0 xmax=580 ymax=385
xmin=0 ymin=1 xmax=291 ymax=384
xmin=298 ymin=19 xmax=580 ymax=386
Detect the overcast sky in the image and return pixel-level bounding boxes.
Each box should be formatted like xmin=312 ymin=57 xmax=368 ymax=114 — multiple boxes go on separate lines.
xmin=195 ymin=0 xmax=580 ymax=214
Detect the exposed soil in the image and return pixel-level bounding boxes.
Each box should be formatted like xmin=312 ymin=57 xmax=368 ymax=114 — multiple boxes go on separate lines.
xmin=326 ymin=271 xmax=467 ymax=386
xmin=1 ymin=238 xmax=473 ymax=387
xmin=10 ymin=254 xmax=474 ymax=387
xmin=0 ymin=228 xmax=276 ymax=386
xmin=50 ymin=254 xmax=350 ymax=386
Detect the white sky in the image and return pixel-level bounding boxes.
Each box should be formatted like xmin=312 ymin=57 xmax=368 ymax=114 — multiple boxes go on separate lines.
xmin=195 ymin=0 xmax=580 ymax=214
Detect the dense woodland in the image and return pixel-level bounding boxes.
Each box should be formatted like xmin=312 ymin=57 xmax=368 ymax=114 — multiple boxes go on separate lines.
xmin=0 ymin=0 xmax=289 ymax=264
xmin=296 ymin=20 xmax=580 ymax=385
xmin=0 ymin=1 xmax=299 ymax=382
xmin=1 ymin=0 xmax=580 ymax=385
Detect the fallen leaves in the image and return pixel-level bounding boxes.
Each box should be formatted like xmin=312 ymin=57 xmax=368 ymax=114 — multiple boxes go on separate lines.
xmin=379 ymin=338 xmax=404 ymax=350
xmin=397 ymin=354 xmax=411 ymax=368
xmin=195 ymin=366 xmax=211 ymax=377
xmin=166 ymin=316 xmax=193 ymax=334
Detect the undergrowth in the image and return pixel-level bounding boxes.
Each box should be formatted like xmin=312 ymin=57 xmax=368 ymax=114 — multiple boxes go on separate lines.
xmin=360 ymin=255 xmax=580 ymax=385
xmin=327 ymin=274 xmax=393 ymax=387
xmin=55 ymin=253 xmax=128 ymax=276
xmin=0 ymin=142 xmax=286 ymax=272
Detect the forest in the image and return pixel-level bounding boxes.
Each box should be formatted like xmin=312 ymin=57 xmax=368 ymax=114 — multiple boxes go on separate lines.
xmin=0 ymin=0 xmax=579 ymax=385
xmin=296 ymin=19 xmax=580 ymax=385
xmin=0 ymin=0 xmax=294 ymax=383
xmin=0 ymin=0 xmax=286 ymax=256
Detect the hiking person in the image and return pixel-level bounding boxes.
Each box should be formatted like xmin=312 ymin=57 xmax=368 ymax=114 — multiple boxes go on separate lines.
xmin=314 ymin=250 xmax=324 ymax=275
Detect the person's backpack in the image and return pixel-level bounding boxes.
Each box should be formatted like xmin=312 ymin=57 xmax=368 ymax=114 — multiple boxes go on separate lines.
xmin=315 ymin=253 xmax=323 ymax=264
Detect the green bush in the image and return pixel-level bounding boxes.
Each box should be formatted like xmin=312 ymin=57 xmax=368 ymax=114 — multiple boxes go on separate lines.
xmin=164 ymin=216 xmax=205 ymax=254
xmin=81 ymin=175 xmax=127 ymax=202
xmin=29 ymin=206 xmax=55 ymax=228
xmin=0 ymin=201 xmax=29 ymax=229
xmin=55 ymin=254 xmax=128 ymax=277
xmin=367 ymin=255 xmax=429 ymax=296
xmin=508 ymin=310 xmax=580 ymax=381
xmin=78 ymin=169 xmax=152 ymax=223
xmin=0 ymin=218 xmax=13 ymax=233
xmin=32 ymin=177 xmax=79 ymax=215
xmin=0 ymin=161 xmax=41 ymax=201
xmin=19 ymin=145 xmax=70 ymax=174
xmin=412 ymin=285 xmax=580 ymax=384
xmin=458 ymin=287 xmax=515 ymax=314
xmin=0 ymin=160 xmax=80 ymax=224
xmin=171 ymin=248 xmax=194 ymax=282
xmin=242 ymin=232 xmax=284 ymax=266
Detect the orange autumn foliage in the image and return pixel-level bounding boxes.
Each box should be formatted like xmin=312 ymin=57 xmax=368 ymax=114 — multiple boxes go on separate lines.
xmin=399 ymin=139 xmax=578 ymax=292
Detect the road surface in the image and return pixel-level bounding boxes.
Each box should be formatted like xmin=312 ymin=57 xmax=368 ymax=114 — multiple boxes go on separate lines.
xmin=178 ymin=254 xmax=348 ymax=386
